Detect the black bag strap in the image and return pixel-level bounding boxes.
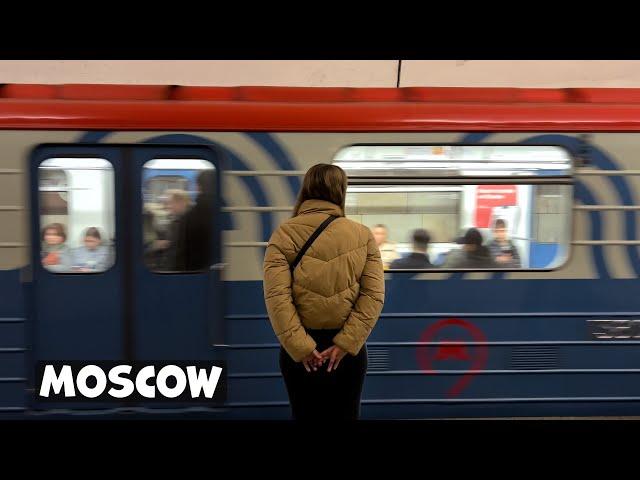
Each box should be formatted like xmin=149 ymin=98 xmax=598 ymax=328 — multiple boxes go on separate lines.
xmin=290 ymin=214 xmax=338 ymax=274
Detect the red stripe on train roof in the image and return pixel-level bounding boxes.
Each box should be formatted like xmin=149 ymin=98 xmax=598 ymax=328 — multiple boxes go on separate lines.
xmin=4 ymin=84 xmax=640 ymax=104
xmin=3 ymin=85 xmax=640 ymax=131
xmin=2 ymin=100 xmax=640 ymax=131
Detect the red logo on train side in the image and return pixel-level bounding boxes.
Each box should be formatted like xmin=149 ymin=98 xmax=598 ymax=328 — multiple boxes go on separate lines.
xmin=416 ymin=318 xmax=489 ymax=398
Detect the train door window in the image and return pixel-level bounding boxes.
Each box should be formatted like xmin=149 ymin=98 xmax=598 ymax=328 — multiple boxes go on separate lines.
xmin=38 ymin=158 xmax=115 ymax=273
xmin=334 ymin=145 xmax=573 ymax=271
xmin=142 ymin=159 xmax=215 ymax=273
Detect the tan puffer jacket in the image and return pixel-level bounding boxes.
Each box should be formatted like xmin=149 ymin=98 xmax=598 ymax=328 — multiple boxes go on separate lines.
xmin=263 ymin=199 xmax=385 ymax=362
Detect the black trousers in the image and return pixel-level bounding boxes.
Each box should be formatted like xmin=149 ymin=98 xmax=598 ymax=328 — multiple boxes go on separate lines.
xmin=279 ymin=329 xmax=367 ymax=421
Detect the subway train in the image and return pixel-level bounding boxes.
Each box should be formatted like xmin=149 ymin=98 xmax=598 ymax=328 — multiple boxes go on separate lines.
xmin=2 ymin=84 xmax=640 ymax=418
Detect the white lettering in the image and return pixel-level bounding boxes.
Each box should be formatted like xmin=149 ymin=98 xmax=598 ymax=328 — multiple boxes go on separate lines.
xmin=39 ymin=365 xmax=75 ymax=398
xmin=76 ymin=365 xmax=108 ymax=398
xmin=136 ymin=366 xmax=156 ymax=398
xmin=107 ymin=365 xmax=135 ymax=399
xmin=187 ymin=366 xmax=223 ymax=399
xmin=156 ymin=365 xmax=188 ymax=398
xmin=38 ymin=364 xmax=223 ymax=400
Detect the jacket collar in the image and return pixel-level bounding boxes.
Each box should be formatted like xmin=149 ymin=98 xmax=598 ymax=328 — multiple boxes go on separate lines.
xmin=298 ymin=199 xmax=343 ymax=217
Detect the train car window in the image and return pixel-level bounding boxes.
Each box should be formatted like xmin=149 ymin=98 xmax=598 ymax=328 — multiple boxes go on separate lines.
xmin=334 ymin=145 xmax=573 ymax=271
xmin=142 ymin=159 xmax=215 ymax=273
xmin=38 ymin=158 xmax=115 ymax=274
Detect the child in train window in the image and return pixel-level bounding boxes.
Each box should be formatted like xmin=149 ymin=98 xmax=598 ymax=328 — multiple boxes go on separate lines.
xmin=71 ymin=227 xmax=111 ymax=273
xmin=41 ymin=223 xmax=72 ymax=273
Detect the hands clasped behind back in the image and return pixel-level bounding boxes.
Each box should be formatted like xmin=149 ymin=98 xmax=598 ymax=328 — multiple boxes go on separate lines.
xmin=301 ymin=345 xmax=348 ymax=373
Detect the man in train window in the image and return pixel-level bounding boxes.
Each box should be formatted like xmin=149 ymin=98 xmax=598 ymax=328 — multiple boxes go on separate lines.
xmin=488 ymin=218 xmax=521 ymax=268
xmin=389 ymin=229 xmax=434 ymax=269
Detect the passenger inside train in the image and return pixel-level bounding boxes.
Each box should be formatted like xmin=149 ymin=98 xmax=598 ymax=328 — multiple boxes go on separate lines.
xmin=488 ymin=218 xmax=522 ymax=268
xmin=444 ymin=228 xmax=497 ymax=269
xmin=41 ymin=223 xmax=72 ymax=272
xmin=173 ymin=169 xmax=214 ymax=272
xmin=389 ymin=229 xmax=434 ymax=269
xmin=160 ymin=189 xmax=192 ymax=269
xmin=372 ymin=224 xmax=399 ymax=269
xmin=144 ymin=189 xmax=191 ymax=270
xmin=70 ymin=227 xmax=112 ymax=272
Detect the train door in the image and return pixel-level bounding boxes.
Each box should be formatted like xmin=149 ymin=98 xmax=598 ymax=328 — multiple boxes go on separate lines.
xmin=28 ymin=144 xmax=225 ymax=413
xmin=132 ymin=146 xmax=224 ymax=361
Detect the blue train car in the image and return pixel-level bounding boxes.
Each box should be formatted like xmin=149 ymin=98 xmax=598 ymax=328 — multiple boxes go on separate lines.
xmin=2 ymin=84 xmax=640 ymax=418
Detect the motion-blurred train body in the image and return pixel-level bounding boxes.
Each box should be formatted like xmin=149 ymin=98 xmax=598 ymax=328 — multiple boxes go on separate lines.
xmin=2 ymin=84 xmax=640 ymax=418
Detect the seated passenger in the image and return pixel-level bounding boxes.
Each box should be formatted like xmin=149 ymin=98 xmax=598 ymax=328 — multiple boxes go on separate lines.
xmin=389 ymin=229 xmax=434 ymax=269
xmin=445 ymin=227 xmax=497 ymax=269
xmin=71 ymin=227 xmax=111 ymax=272
xmin=488 ymin=218 xmax=521 ymax=268
xmin=372 ymin=224 xmax=399 ymax=269
xmin=41 ymin=223 xmax=72 ymax=272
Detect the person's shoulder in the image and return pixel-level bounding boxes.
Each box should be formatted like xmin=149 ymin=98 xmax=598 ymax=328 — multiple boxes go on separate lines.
xmin=389 ymin=256 xmax=408 ymax=269
xmin=338 ymin=216 xmax=364 ymax=228
xmin=274 ymin=216 xmax=300 ymax=234
xmin=267 ymin=220 xmax=293 ymax=248
xmin=338 ymin=218 xmax=376 ymax=244
xmin=422 ymin=256 xmax=434 ymax=267
xmin=336 ymin=217 xmax=371 ymax=235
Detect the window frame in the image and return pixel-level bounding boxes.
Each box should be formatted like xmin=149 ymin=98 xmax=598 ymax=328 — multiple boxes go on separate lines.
xmin=333 ymin=143 xmax=575 ymax=273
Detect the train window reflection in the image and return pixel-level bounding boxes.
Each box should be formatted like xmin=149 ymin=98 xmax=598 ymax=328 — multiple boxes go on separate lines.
xmin=142 ymin=159 xmax=215 ymax=273
xmin=38 ymin=158 xmax=115 ymax=273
